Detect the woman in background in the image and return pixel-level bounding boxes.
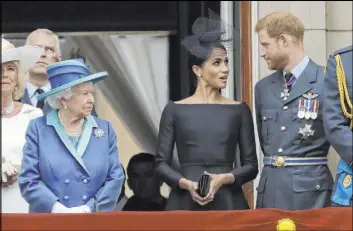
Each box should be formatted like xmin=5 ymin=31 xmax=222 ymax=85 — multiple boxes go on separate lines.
xmin=1 ymin=38 xmax=42 ymax=213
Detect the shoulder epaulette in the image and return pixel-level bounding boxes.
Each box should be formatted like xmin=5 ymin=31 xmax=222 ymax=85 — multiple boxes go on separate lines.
xmin=333 ymin=45 xmax=353 ymax=56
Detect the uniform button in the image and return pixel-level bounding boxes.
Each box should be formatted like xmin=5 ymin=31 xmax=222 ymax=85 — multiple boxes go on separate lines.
xmin=64 ymin=179 xmax=70 ymax=184
xmin=64 ymin=196 xmax=69 ymax=200
xmin=283 ymin=106 xmax=288 ymax=111
xmin=82 ymin=195 xmax=87 ymax=200
xmin=281 ymin=126 xmax=286 ymax=131
xmin=278 ymin=148 xmax=283 ymax=153
xmin=316 ymin=185 xmax=320 ymax=190
xmin=83 ymin=179 xmax=88 ymax=184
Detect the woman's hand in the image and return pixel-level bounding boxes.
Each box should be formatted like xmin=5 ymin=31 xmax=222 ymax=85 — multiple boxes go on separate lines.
xmin=179 ymin=178 xmax=212 ymax=206
xmin=2 ymin=162 xmax=19 ymax=177
xmin=203 ymin=171 xmax=235 ymax=202
xmin=186 ymin=181 xmax=212 ymax=206
xmin=51 ymin=202 xmax=91 ymax=213
xmin=69 ymin=205 xmax=91 ymax=213
xmin=51 ymin=202 xmax=71 ymax=213
xmin=2 ymin=162 xmax=19 ymax=187
xmin=2 ymin=175 xmax=18 ymax=187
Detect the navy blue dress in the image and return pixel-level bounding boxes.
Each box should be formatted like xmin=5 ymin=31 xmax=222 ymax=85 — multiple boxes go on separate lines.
xmin=155 ymin=101 xmax=258 ymax=211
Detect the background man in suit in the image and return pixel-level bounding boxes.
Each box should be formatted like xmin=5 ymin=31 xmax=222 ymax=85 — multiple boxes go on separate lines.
xmin=323 ymin=45 xmax=353 ymax=207
xmin=254 ymin=11 xmax=333 ymax=210
xmin=21 ymin=29 xmax=61 ymax=115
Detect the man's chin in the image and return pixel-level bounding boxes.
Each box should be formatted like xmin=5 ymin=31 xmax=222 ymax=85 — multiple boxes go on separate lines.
xmin=267 ymin=64 xmax=277 ymax=71
xmin=29 ymin=67 xmax=47 ymax=76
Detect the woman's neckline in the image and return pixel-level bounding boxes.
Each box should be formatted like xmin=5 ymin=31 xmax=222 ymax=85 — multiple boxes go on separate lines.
xmin=1 ymin=103 xmax=25 ymax=119
xmin=171 ymin=101 xmax=245 ymax=106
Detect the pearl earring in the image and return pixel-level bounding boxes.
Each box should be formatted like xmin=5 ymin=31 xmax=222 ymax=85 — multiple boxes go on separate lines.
xmin=64 ymin=105 xmax=67 ymax=109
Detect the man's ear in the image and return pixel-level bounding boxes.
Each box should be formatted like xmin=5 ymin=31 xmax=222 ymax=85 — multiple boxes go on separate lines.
xmin=279 ymin=34 xmax=294 ymax=48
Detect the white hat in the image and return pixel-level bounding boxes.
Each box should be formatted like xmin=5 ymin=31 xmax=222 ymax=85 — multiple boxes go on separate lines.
xmin=2 ymin=38 xmax=43 ymax=72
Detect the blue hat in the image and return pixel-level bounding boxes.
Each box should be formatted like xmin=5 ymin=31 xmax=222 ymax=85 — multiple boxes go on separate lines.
xmin=37 ymin=59 xmax=108 ymax=100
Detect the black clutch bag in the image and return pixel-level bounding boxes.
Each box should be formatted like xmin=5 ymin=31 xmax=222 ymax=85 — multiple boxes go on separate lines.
xmin=197 ymin=174 xmax=211 ymax=197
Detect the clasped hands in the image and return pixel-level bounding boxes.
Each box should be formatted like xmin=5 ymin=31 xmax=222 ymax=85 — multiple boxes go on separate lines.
xmin=1 ymin=159 xmax=19 ymax=187
xmin=51 ymin=201 xmax=91 ymax=213
xmin=186 ymin=171 xmax=228 ymax=206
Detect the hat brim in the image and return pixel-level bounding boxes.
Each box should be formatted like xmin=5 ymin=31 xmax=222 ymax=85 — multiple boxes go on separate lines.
xmin=2 ymin=46 xmax=42 ymax=72
xmin=37 ymin=71 xmax=108 ymax=101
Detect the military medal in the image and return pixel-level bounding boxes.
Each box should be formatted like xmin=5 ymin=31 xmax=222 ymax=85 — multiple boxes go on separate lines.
xmin=343 ymin=174 xmax=352 ymax=188
xmin=311 ymin=100 xmax=319 ymax=120
xmin=281 ymin=89 xmax=290 ymax=101
xmin=307 ymin=92 xmax=313 ymax=99
xmin=299 ymin=124 xmax=315 ymax=139
xmin=304 ymin=99 xmax=312 ymax=120
xmin=297 ymin=99 xmax=305 ymax=119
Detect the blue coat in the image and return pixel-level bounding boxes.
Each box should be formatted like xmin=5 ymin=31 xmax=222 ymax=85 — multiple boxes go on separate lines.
xmin=18 ymin=110 xmax=125 ymax=213
xmin=323 ymin=45 xmax=353 ymax=206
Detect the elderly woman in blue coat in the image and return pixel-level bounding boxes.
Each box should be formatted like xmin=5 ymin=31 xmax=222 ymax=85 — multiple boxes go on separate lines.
xmin=18 ymin=59 xmax=125 ymax=213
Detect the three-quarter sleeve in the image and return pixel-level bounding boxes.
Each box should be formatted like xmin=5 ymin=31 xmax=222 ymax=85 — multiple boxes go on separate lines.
xmin=230 ymin=103 xmax=259 ymax=186
xmin=155 ymin=102 xmax=184 ymax=188
xmin=254 ymin=83 xmax=265 ymax=153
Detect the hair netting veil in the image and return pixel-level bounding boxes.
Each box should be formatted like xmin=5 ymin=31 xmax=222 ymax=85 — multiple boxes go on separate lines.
xmin=181 ymin=9 xmax=238 ymax=59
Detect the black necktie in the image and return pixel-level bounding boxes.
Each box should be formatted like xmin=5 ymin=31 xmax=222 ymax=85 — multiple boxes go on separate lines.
xmin=36 ymin=88 xmax=45 ymax=109
xmin=284 ymin=72 xmax=296 ymax=92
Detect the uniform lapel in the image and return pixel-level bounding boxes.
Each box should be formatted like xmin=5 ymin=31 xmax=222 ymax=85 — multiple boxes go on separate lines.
xmin=270 ymin=71 xmax=286 ymax=101
xmin=76 ymin=115 xmax=98 ymax=158
xmin=285 ymin=59 xmax=318 ymax=105
xmin=46 ymin=110 xmax=90 ymax=175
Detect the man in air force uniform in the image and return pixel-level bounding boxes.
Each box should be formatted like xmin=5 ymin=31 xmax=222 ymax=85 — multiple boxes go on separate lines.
xmin=254 ymin=11 xmax=333 ymax=210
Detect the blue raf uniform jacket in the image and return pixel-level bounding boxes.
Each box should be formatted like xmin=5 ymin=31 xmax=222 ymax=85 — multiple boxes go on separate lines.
xmin=323 ymin=45 xmax=353 ymax=206
xmin=18 ymin=110 xmax=125 ymax=213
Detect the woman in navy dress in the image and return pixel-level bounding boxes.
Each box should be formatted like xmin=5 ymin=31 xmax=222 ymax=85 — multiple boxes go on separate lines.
xmin=155 ymin=9 xmax=259 ymax=211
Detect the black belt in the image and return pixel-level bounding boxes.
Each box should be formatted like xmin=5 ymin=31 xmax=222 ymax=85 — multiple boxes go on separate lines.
xmin=180 ymin=162 xmax=233 ymax=167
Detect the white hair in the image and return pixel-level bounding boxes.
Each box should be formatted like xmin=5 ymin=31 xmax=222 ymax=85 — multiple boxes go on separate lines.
xmin=25 ymin=29 xmax=61 ymax=57
xmin=46 ymin=88 xmax=73 ymax=109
